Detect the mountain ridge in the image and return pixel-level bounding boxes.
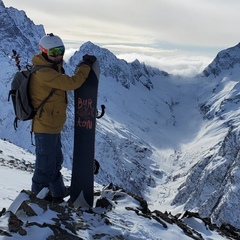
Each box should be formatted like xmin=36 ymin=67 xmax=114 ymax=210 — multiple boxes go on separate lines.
xmin=201 ymin=42 xmax=240 ymax=77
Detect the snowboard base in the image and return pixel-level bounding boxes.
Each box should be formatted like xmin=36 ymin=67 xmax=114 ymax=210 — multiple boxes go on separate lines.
xmin=70 ymin=59 xmax=100 ymax=209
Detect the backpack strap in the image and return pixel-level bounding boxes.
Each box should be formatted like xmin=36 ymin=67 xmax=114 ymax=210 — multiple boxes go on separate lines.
xmin=30 ymin=65 xmax=57 ymax=117
xmin=36 ymin=88 xmax=57 ymax=118
xmin=8 ymin=90 xmax=15 ymax=102
xmin=30 ymin=65 xmax=47 ymax=72
xmin=13 ymin=117 xmax=18 ymax=130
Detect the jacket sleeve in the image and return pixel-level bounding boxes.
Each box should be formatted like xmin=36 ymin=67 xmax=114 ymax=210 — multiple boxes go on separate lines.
xmin=35 ymin=64 xmax=91 ymax=90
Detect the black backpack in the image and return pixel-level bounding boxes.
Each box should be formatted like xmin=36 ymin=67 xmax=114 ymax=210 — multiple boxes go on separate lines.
xmin=8 ymin=65 xmax=56 ymax=129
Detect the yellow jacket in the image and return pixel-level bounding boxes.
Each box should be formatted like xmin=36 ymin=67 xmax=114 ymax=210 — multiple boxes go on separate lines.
xmin=29 ymin=54 xmax=91 ymax=133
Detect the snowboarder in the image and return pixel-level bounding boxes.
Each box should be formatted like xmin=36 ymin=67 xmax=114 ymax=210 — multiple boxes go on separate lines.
xmin=29 ymin=33 xmax=96 ymax=203
xmin=11 ymin=49 xmax=21 ymax=71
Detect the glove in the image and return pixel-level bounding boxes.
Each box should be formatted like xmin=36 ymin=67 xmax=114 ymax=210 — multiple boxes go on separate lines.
xmin=82 ymin=54 xmax=96 ymax=67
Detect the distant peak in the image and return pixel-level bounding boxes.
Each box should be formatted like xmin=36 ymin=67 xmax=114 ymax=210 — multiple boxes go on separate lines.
xmin=83 ymin=41 xmax=94 ymax=46
xmin=201 ymin=42 xmax=240 ymax=77
xmin=0 ymin=0 xmax=5 ymax=8
xmin=80 ymin=41 xmax=100 ymax=52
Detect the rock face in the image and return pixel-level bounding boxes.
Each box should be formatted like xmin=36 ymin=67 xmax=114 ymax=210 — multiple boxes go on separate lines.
xmin=201 ymin=43 xmax=240 ymax=77
xmin=0 ymin=186 xmax=239 ymax=240
xmin=0 ymin=1 xmax=44 ymax=66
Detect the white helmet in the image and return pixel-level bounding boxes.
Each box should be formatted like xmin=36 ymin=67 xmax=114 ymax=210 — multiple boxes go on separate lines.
xmin=39 ymin=33 xmax=65 ymax=56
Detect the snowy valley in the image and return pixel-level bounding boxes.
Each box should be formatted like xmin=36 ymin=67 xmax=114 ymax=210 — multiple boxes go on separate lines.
xmin=1 ymin=1 xmax=240 ymax=239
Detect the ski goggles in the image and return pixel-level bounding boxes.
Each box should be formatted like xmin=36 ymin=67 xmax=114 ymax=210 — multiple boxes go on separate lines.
xmin=48 ymin=46 xmax=65 ymax=57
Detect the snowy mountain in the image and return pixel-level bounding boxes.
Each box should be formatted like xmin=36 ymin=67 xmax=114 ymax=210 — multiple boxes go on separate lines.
xmin=0 ymin=0 xmax=44 ymax=65
xmin=202 ymin=43 xmax=240 ymax=77
xmin=1 ymin=0 xmax=240 ymax=237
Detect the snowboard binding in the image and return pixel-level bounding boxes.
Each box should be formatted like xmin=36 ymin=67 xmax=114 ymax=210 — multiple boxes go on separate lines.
xmin=94 ymin=159 xmax=100 ymax=175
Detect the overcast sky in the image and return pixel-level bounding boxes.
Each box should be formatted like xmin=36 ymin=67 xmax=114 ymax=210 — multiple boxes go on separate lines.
xmin=4 ymin=0 xmax=240 ymax=76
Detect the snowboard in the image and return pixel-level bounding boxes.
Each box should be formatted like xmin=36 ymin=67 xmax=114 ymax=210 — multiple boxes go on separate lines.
xmin=70 ymin=59 xmax=100 ymax=209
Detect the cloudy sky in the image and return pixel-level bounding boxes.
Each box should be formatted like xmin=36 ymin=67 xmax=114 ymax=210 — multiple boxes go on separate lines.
xmin=4 ymin=0 xmax=240 ymax=76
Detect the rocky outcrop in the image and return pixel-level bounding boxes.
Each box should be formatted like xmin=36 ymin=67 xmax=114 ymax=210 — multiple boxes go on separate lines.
xmin=0 ymin=185 xmax=239 ymax=239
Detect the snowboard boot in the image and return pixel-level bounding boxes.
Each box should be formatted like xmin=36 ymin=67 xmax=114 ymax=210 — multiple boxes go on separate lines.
xmin=44 ymin=191 xmax=53 ymax=202
xmin=45 ymin=186 xmax=71 ymax=204
xmin=52 ymin=186 xmax=71 ymax=203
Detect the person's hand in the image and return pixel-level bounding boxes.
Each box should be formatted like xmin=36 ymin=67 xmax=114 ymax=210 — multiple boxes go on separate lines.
xmin=82 ymin=54 xmax=96 ymax=67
